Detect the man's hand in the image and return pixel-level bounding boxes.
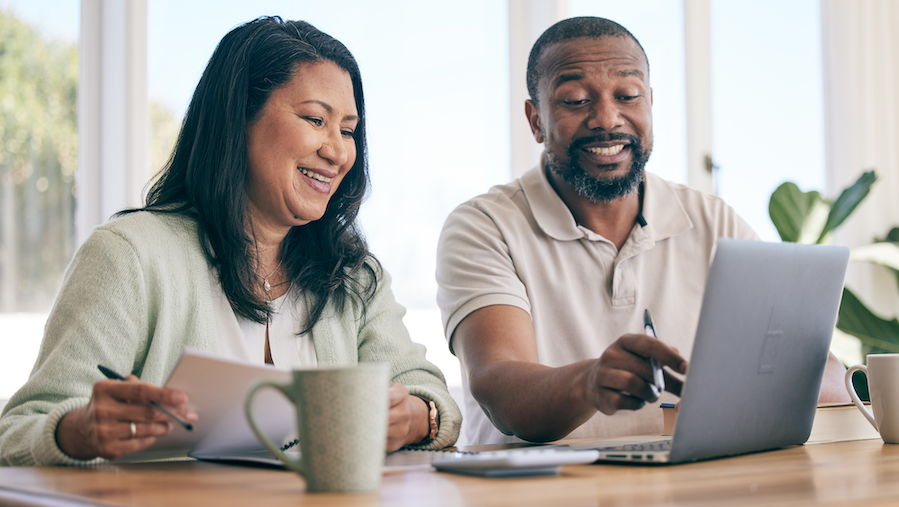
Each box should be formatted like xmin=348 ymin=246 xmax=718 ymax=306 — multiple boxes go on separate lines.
xmin=385 ymin=383 xmax=430 ymax=452
xmin=56 ymin=375 xmax=197 ymax=461
xmin=455 ymin=305 xmax=687 ymax=442
xmin=582 ymin=333 xmax=688 ymax=415
xmin=818 ymin=352 xmax=851 ymax=404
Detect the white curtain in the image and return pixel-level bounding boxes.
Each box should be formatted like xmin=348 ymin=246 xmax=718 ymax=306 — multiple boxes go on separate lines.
xmin=822 ymin=0 xmax=899 ymax=318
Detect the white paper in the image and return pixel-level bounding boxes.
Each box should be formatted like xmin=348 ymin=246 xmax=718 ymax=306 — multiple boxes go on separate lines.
xmin=116 ymin=348 xmax=295 ymax=463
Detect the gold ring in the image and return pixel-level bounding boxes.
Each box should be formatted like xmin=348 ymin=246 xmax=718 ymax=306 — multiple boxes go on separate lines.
xmin=130 ymin=421 xmax=137 ymax=439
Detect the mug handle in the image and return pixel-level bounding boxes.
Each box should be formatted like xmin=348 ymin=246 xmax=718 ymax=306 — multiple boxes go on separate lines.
xmin=244 ymin=379 xmax=306 ymax=475
xmin=845 ymin=364 xmax=878 ymax=429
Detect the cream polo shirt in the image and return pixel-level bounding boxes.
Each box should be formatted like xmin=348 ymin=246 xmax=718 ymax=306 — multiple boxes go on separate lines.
xmin=436 ymin=163 xmax=758 ymax=445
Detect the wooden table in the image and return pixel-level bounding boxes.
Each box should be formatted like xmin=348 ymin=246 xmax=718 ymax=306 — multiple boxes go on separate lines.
xmin=1 ymin=440 xmax=899 ymax=506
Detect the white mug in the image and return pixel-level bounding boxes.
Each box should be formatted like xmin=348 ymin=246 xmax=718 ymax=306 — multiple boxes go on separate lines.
xmin=845 ymin=354 xmax=899 ymax=444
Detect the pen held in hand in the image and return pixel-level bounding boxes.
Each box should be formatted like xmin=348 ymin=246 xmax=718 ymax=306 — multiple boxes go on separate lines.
xmin=643 ymin=309 xmax=666 ymax=397
xmin=97 ymin=364 xmax=194 ymax=432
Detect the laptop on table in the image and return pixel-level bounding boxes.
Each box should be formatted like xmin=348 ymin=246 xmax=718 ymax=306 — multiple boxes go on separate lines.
xmin=567 ymin=238 xmax=850 ymax=465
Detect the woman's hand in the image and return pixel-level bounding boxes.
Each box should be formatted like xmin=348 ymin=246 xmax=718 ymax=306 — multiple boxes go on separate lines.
xmin=385 ymin=383 xmax=430 ymax=452
xmin=55 ymin=375 xmax=197 ymax=461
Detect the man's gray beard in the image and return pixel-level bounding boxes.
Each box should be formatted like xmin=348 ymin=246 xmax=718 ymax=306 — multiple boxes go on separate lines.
xmin=545 ymin=145 xmax=649 ymax=204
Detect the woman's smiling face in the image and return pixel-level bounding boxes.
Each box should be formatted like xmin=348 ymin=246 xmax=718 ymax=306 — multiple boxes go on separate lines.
xmin=245 ymin=60 xmax=359 ymax=230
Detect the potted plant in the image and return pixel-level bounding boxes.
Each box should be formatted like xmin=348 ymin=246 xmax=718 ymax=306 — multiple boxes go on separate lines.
xmin=769 ymin=170 xmax=899 ymax=397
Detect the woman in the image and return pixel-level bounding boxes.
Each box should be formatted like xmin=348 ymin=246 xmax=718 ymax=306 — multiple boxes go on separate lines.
xmin=0 ymin=17 xmax=460 ymax=466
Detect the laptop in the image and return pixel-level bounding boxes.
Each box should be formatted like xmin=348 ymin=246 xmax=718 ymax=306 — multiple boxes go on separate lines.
xmin=568 ymin=238 xmax=850 ymax=464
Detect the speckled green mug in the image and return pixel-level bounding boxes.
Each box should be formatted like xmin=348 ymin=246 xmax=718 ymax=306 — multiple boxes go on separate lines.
xmin=245 ymin=363 xmax=390 ymax=493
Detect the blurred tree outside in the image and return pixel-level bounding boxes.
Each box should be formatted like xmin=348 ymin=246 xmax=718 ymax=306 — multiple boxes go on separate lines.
xmin=0 ymin=8 xmax=181 ymax=313
xmin=149 ymin=100 xmax=180 ymax=182
xmin=0 ymin=8 xmax=78 ymax=313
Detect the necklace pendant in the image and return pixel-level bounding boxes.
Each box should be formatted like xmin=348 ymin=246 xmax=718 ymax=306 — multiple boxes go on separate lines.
xmin=263 ymin=279 xmax=271 ymax=292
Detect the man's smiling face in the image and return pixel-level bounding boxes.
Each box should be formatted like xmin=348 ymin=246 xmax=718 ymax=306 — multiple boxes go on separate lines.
xmin=527 ymin=35 xmax=653 ymax=203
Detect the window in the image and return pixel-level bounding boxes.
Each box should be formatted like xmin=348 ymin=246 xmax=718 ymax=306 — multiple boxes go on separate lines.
xmin=0 ymin=0 xmax=79 ymax=399
xmin=711 ymin=0 xmax=825 ymax=241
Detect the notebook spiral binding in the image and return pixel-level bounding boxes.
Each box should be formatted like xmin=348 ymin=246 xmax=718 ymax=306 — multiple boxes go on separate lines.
xmin=279 ymin=439 xmax=473 ymax=455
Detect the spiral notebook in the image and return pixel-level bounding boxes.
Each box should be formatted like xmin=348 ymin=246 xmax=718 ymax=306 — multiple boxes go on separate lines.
xmin=196 ymin=445 xmax=469 ymax=471
xmin=114 ymin=348 xmax=295 ymax=463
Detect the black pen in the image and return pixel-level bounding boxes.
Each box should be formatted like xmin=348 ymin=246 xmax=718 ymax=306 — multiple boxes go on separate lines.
xmin=643 ymin=309 xmax=666 ymax=397
xmin=97 ymin=364 xmax=194 ymax=431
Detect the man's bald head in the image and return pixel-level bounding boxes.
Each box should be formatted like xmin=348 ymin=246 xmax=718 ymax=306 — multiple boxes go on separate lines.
xmin=526 ymin=16 xmax=649 ymax=105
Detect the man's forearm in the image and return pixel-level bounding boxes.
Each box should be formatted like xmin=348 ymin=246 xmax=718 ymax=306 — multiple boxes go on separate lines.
xmin=454 ymin=305 xmax=684 ymax=441
xmin=467 ymin=359 xmax=598 ymax=442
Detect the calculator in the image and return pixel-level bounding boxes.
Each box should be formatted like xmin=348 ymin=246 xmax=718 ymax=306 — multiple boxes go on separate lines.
xmin=431 ymin=448 xmax=600 ymax=477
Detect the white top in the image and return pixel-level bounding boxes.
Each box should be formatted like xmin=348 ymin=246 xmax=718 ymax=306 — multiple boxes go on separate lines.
xmin=436 ymin=161 xmax=758 ymax=445
xmin=209 ymin=270 xmax=318 ymax=368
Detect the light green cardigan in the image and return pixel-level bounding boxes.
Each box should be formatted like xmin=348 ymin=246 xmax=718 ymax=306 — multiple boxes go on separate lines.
xmin=0 ymin=212 xmax=461 ymax=466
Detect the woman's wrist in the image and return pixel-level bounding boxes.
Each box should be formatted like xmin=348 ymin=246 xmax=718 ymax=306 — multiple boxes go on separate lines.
xmin=411 ymin=396 xmax=436 ymax=444
xmin=56 ymin=407 xmax=95 ymax=460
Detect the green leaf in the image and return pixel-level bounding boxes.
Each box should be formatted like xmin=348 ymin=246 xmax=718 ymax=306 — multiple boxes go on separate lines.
xmin=877 ymin=227 xmax=899 ymax=286
xmin=880 ymin=227 xmax=899 ymax=243
xmin=850 ymin=243 xmax=899 ymax=272
xmin=769 ymin=182 xmax=826 ymax=243
xmin=861 ymin=231 xmax=899 ymax=292
xmin=817 ymin=170 xmax=877 ymax=243
xmin=802 ymin=200 xmax=832 ymax=244
xmin=836 ymin=287 xmax=899 ymax=355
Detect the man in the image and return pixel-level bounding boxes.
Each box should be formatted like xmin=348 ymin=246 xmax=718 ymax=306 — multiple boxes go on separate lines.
xmin=436 ymin=16 xmax=849 ymax=446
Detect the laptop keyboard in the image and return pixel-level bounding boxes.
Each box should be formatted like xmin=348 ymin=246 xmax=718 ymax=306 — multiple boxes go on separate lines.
xmin=598 ymin=440 xmax=672 ymax=452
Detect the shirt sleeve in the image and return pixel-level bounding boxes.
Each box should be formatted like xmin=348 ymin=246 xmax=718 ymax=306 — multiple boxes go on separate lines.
xmin=436 ymin=200 xmax=532 ymax=353
xmin=719 ymin=200 xmax=761 ymax=242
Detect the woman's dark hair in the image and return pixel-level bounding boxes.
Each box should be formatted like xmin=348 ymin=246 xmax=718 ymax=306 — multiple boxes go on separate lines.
xmin=124 ymin=16 xmax=377 ymax=330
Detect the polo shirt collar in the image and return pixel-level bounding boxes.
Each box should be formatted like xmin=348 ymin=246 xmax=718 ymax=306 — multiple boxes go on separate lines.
xmin=520 ymin=155 xmax=693 ymax=243
xmin=641 ymin=172 xmax=693 ymax=242
xmin=520 ymin=157 xmax=583 ymax=241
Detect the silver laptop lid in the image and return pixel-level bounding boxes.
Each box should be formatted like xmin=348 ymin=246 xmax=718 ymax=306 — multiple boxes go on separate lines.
xmin=668 ymin=239 xmax=849 ymax=463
